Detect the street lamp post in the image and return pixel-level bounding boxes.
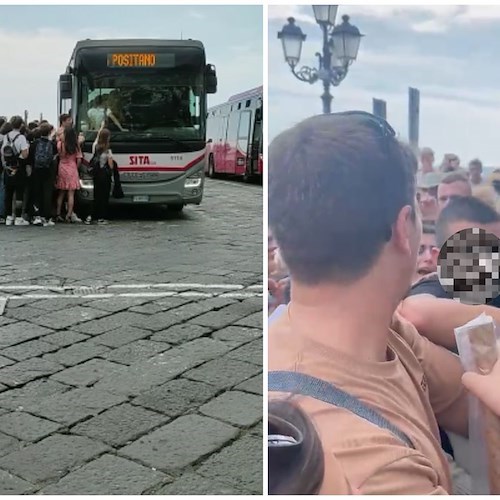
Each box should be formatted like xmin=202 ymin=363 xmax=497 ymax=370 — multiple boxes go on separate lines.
xmin=278 ymin=6 xmax=363 ymax=114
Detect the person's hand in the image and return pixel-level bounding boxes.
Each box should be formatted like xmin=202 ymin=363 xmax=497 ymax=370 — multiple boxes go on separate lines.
xmin=78 ymin=133 xmax=85 ymax=145
xmin=463 ymin=359 xmax=500 ymax=416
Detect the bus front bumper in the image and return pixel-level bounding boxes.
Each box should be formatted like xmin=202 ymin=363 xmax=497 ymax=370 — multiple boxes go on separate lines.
xmin=77 ymin=175 xmax=204 ymax=206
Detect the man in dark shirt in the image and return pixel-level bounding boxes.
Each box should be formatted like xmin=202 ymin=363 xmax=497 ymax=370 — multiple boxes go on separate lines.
xmin=407 ymin=196 xmax=500 ymax=308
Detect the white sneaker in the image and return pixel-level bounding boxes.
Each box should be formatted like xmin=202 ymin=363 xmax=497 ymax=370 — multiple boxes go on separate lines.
xmin=70 ymin=213 xmax=82 ymax=223
xmin=5 ymin=216 xmax=14 ymax=226
xmin=14 ymin=217 xmax=29 ymax=226
xmin=43 ymin=218 xmax=55 ymax=227
xmin=84 ymin=215 xmax=92 ymax=225
xmin=33 ymin=216 xmax=43 ymax=226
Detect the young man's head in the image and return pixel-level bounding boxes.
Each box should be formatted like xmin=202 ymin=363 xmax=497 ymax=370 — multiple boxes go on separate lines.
xmin=417 ymin=172 xmax=441 ymax=221
xmin=420 ymin=147 xmax=434 ymax=173
xmin=436 ymin=196 xmax=500 ymax=248
xmin=9 ymin=115 xmax=23 ymax=130
xmin=39 ymin=123 xmax=52 ymax=138
xmin=59 ymin=114 xmax=72 ymax=128
xmin=269 ymin=112 xmax=420 ymax=298
xmin=468 ymin=158 xmax=483 ymax=185
xmin=437 ymin=172 xmax=472 ymax=210
xmin=414 ymin=223 xmax=438 ymax=282
xmin=440 ymin=153 xmax=461 ymax=173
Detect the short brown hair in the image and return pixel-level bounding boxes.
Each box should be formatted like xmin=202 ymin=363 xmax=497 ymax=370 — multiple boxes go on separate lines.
xmin=469 ymin=158 xmax=483 ymax=170
xmin=59 ymin=113 xmax=71 ymax=126
xmin=269 ymin=113 xmax=417 ymax=285
xmin=39 ymin=123 xmax=52 ymax=137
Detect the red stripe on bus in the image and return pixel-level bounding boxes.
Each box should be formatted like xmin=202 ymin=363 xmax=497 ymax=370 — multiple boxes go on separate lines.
xmin=117 ymin=154 xmax=205 ymax=173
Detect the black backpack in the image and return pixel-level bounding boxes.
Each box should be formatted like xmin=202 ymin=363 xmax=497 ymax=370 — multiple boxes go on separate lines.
xmin=87 ymin=152 xmax=101 ymax=177
xmin=2 ymin=133 xmax=21 ymax=168
xmin=34 ymin=139 xmax=53 ymax=169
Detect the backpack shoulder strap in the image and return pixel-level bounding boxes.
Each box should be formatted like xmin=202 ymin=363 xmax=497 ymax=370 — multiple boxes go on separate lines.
xmin=268 ymin=370 xmax=414 ymax=449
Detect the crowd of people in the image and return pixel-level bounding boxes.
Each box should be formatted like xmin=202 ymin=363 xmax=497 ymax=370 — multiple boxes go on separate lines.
xmin=0 ymin=114 xmax=121 ymax=227
xmin=267 ymin=111 xmax=500 ymax=495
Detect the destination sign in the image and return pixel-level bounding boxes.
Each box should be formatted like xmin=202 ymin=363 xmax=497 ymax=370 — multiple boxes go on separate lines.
xmin=107 ymin=53 xmax=175 ymax=68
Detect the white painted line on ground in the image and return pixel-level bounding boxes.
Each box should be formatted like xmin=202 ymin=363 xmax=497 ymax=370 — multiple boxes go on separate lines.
xmin=1 ymin=291 xmax=262 ymax=301
xmin=0 ymin=298 xmax=6 ymax=315
xmin=0 ymin=282 xmax=262 ymax=291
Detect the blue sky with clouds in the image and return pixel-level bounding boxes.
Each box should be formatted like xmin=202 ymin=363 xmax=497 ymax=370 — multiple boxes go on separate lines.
xmin=269 ymin=5 xmax=500 ymax=166
xmin=0 ymin=5 xmax=262 ymax=124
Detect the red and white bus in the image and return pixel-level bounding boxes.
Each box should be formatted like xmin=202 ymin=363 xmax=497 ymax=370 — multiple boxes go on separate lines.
xmin=205 ymin=86 xmax=263 ymax=181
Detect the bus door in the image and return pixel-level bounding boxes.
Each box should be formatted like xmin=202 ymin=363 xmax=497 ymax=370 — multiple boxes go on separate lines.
xmin=225 ymin=111 xmax=239 ymax=174
xmin=219 ymin=114 xmax=229 ymax=173
xmin=235 ymin=109 xmax=252 ymax=176
xmin=248 ymin=105 xmax=262 ymax=176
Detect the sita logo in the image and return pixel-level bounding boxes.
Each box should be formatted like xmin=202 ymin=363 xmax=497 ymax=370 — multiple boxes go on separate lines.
xmin=129 ymin=155 xmax=154 ymax=165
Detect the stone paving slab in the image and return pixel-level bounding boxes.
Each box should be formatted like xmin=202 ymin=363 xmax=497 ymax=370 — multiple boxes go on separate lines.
xmin=0 ymin=358 xmax=63 ymax=388
xmin=72 ymin=403 xmax=169 ymax=447
xmin=132 ymin=378 xmax=218 ymax=417
xmin=199 ymin=391 xmax=263 ymax=427
xmin=22 ymin=387 xmax=128 ymax=425
xmin=95 ymin=338 xmax=231 ymax=396
xmin=92 ymin=325 xmax=152 ymax=348
xmin=0 ymin=322 xmax=54 ymax=348
xmin=1 ymin=340 xmax=58 ymax=362
xmin=0 ymin=470 xmax=35 ymax=495
xmin=155 ymin=471 xmax=241 ymax=495
xmin=50 ymin=358 xmax=129 ymax=387
xmin=0 ymin=179 xmax=263 ymax=494
xmin=120 ymin=415 xmax=239 ymax=472
xmin=40 ymin=454 xmax=170 ymax=495
xmin=196 ymin=434 xmax=262 ymax=493
xmin=0 ymin=412 xmax=62 ymax=442
xmin=184 ymin=356 xmax=262 ymax=390
xmin=103 ymin=339 xmax=171 ymax=365
xmin=0 ymin=434 xmax=110 ymax=483
xmin=28 ymin=306 xmax=110 ymax=330
xmin=0 ymin=379 xmax=70 ymax=411
xmin=43 ymin=339 xmax=111 ymax=367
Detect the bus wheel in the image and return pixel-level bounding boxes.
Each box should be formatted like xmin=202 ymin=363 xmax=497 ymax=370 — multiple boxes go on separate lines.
xmin=169 ymin=204 xmax=184 ymax=213
xmin=208 ymin=155 xmax=216 ymax=178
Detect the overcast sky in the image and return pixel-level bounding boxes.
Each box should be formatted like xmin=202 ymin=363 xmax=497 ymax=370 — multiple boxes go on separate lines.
xmin=0 ymin=5 xmax=262 ymax=125
xmin=269 ymin=5 xmax=500 ymax=166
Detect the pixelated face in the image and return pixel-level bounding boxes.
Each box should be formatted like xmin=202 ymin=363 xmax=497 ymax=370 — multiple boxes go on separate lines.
xmin=437 ymin=182 xmax=470 ymax=209
xmin=416 ymin=232 xmax=438 ymax=276
xmin=438 ymin=227 xmax=500 ymax=304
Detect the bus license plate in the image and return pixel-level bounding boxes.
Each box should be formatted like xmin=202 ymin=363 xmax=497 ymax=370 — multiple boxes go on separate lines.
xmin=133 ymin=196 xmax=149 ymax=203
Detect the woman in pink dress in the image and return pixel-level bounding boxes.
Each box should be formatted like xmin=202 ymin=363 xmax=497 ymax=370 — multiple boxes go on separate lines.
xmin=56 ymin=126 xmax=82 ymax=223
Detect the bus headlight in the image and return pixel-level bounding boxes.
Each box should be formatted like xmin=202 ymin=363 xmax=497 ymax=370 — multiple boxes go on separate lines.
xmin=184 ymin=173 xmax=202 ymax=188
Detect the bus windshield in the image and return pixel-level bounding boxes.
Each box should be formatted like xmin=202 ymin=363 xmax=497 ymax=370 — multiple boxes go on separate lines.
xmin=75 ymin=48 xmax=205 ymax=143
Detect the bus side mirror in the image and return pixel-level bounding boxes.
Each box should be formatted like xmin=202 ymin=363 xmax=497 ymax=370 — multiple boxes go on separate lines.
xmin=59 ymin=74 xmax=72 ymax=100
xmin=205 ymin=64 xmax=217 ymax=94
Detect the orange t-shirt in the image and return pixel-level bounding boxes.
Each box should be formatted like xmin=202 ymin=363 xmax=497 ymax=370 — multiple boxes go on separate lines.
xmin=268 ymin=310 xmax=468 ymax=495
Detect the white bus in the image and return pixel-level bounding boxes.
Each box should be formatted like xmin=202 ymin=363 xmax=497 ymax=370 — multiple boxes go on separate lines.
xmin=58 ymin=39 xmax=217 ymax=212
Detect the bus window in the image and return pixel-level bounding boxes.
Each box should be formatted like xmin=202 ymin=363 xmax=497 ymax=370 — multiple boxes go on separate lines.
xmin=237 ymin=110 xmax=252 ymax=155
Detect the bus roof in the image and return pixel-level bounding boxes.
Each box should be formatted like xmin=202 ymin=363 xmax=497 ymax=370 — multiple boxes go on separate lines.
xmin=74 ymin=39 xmax=204 ymax=51
xmin=228 ymin=86 xmax=263 ymax=103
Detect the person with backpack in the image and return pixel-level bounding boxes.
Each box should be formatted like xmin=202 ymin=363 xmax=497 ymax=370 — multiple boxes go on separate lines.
xmin=0 ymin=117 xmax=7 ymax=223
xmin=31 ymin=123 xmax=56 ymax=226
xmin=85 ymin=124 xmax=114 ymax=225
xmin=55 ymin=126 xmax=82 ymax=223
xmin=1 ymin=116 xmax=30 ymax=226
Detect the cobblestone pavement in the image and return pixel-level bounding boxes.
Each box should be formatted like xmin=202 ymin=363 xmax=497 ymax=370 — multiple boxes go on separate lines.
xmin=0 ymin=179 xmax=263 ymax=495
